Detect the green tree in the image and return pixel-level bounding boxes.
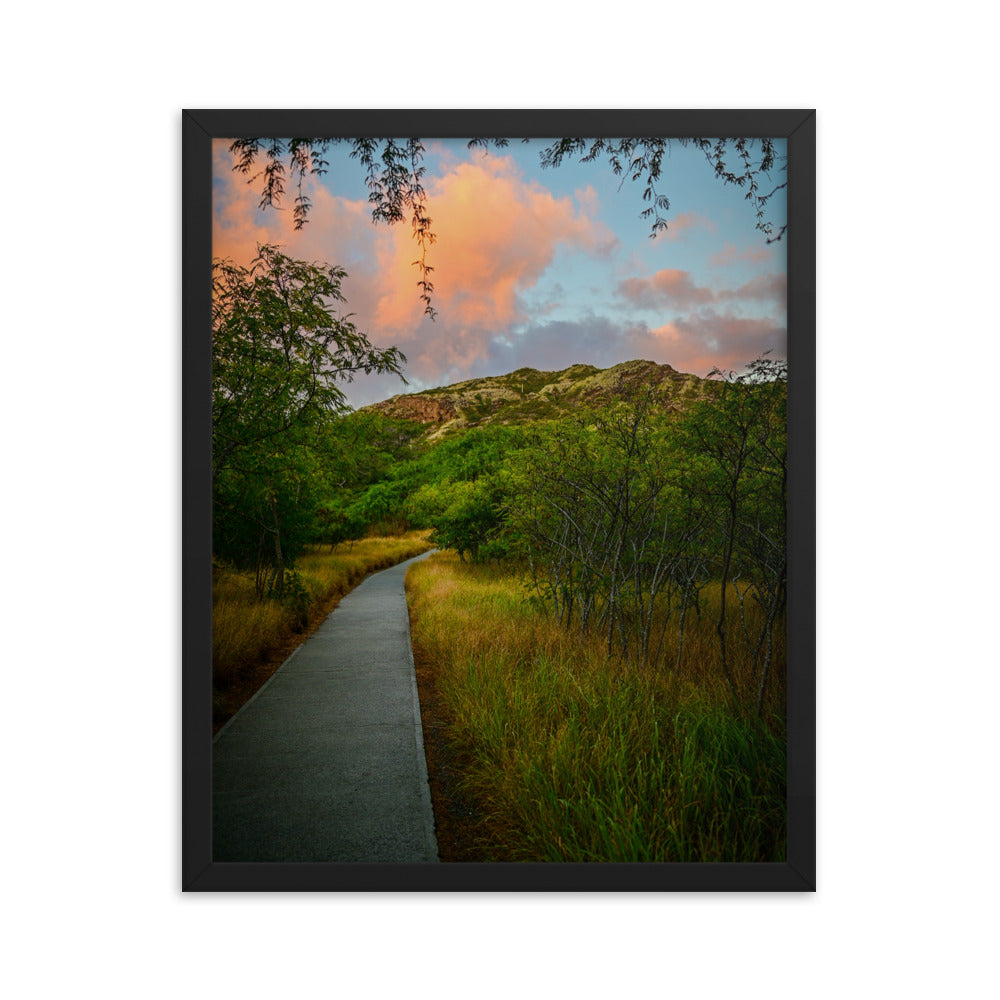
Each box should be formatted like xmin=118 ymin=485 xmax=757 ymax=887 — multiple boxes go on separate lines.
xmin=679 ymin=356 xmax=787 ymax=713
xmin=212 ymin=243 xmax=406 ymax=592
xmin=505 ymin=396 xmax=688 ymax=663
xmin=381 ymin=424 xmax=529 ymax=558
xmin=408 ymin=476 xmax=509 ymax=562
xmin=309 ymin=410 xmax=426 ymax=545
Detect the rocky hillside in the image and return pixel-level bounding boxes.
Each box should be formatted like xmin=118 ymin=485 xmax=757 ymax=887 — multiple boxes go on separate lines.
xmin=366 ymin=360 xmax=715 ymax=440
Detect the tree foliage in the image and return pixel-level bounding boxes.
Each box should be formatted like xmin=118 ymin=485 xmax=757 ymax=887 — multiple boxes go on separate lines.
xmin=209 ymin=249 xmax=789 ymax=714
xmin=532 ymin=137 xmax=785 ymax=242
xmin=335 ymin=360 xmax=785 ymax=717
xmin=344 ymin=424 xmax=526 ymax=557
xmin=386 ymin=361 xmax=786 ymax=716
xmin=208 ymin=174 xmax=789 ymax=714
xmin=683 ymin=356 xmax=787 ymax=714
xmin=501 ymin=365 xmax=786 ymax=715
xmin=229 ymin=138 xmax=437 ymax=316
xmin=505 ymin=392 xmax=710 ymax=668
xmin=408 ymin=477 xmax=506 ymax=562
xmin=212 ymin=244 xmax=407 ymax=594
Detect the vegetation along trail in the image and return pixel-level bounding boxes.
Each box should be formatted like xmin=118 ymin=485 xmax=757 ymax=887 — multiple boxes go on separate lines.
xmin=212 ymin=549 xmax=439 ymax=863
xmin=209 ymin=137 xmax=792 ymax=863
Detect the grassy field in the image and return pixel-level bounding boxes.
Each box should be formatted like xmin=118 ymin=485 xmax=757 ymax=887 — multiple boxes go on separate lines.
xmin=213 ymin=531 xmax=433 ymax=731
xmin=406 ymin=552 xmax=786 ymax=862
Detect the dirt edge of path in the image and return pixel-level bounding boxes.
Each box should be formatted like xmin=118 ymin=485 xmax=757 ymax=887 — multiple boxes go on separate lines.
xmin=410 ymin=617 xmax=510 ymax=863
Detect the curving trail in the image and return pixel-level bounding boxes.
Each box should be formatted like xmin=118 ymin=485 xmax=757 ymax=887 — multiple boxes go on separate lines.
xmin=212 ymin=549 xmax=439 ymax=863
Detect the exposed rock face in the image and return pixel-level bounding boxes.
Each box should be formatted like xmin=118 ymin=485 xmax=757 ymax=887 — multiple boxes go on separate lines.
xmin=371 ymin=394 xmax=458 ymax=424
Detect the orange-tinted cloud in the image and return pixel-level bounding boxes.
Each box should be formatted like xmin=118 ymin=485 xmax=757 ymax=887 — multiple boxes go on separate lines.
xmin=641 ymin=312 xmax=785 ymax=376
xmin=210 ymin=142 xmax=785 ymax=406
xmin=708 ymin=242 xmax=773 ymax=266
xmin=211 ymin=144 xmax=618 ymax=398
xmin=617 ymin=267 xmax=786 ymax=314
xmin=211 ymin=139 xmax=376 ymax=275
xmin=718 ymin=272 xmax=787 ymax=305
xmin=661 ymin=211 xmax=717 ymax=241
xmin=369 ymin=151 xmax=617 ymax=371
xmin=617 ymin=269 xmax=716 ymax=309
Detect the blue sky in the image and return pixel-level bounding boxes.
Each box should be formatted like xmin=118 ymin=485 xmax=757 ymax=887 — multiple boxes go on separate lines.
xmin=213 ymin=137 xmax=787 ymax=408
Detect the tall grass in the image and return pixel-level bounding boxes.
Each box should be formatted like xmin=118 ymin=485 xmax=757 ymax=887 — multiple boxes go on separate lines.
xmin=213 ymin=531 xmax=432 ymax=729
xmin=406 ymin=552 xmax=785 ymax=862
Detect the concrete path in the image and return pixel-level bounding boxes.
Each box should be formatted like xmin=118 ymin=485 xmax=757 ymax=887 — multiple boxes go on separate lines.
xmin=212 ymin=549 xmax=439 ymax=863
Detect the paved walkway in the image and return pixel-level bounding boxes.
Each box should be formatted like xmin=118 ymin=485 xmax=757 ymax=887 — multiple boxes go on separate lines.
xmin=212 ymin=549 xmax=439 ymax=863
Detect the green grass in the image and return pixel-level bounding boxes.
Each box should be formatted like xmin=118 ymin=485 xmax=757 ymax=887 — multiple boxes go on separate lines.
xmin=406 ymin=553 xmax=786 ymax=862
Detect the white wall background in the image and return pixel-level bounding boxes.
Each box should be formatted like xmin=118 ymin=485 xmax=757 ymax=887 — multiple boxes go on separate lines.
xmin=3 ymin=3 xmax=996 ymax=997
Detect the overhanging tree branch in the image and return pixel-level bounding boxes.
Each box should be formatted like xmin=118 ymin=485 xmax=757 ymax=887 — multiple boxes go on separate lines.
xmin=225 ymin=135 xmax=787 ymax=317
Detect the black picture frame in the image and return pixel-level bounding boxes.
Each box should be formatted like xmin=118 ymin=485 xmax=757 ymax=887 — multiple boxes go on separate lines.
xmin=183 ymin=109 xmax=815 ymax=892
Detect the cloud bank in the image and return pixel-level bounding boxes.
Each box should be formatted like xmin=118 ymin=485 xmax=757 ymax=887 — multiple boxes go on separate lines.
xmin=211 ymin=142 xmax=786 ymax=407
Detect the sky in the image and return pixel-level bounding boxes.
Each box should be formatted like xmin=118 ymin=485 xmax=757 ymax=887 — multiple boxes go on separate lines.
xmin=212 ymin=137 xmax=787 ymax=409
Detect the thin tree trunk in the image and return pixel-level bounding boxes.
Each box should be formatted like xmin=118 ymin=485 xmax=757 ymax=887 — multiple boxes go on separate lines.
xmin=271 ymin=500 xmax=284 ymax=595
xmin=754 ymin=559 xmax=786 ymax=719
xmin=716 ymin=495 xmax=741 ymax=707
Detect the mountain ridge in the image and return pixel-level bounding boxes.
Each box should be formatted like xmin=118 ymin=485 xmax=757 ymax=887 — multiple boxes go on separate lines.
xmin=364 ymin=359 xmax=714 ymax=440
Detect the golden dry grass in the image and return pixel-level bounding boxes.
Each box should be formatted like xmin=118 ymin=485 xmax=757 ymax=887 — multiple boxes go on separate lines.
xmin=406 ymin=552 xmax=786 ymax=862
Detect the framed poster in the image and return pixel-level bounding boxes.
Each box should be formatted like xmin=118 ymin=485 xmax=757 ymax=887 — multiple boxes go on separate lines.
xmin=183 ymin=109 xmax=815 ymax=891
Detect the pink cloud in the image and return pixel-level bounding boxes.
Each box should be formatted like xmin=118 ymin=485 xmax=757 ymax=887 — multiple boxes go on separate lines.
xmin=367 ymin=151 xmax=617 ymax=376
xmin=211 ymin=140 xmax=376 ymax=273
xmin=210 ymin=143 xmax=784 ymax=408
xmin=638 ymin=312 xmax=786 ymax=376
xmin=211 ymin=145 xmax=619 ymax=397
xmin=616 ymin=267 xmax=786 ymax=318
xmin=617 ymin=268 xmax=716 ymax=309
xmin=718 ymin=273 xmax=787 ymax=305
xmin=709 ymin=242 xmax=773 ymax=266
xmin=472 ymin=311 xmax=787 ymax=396
xmin=661 ymin=211 xmax=717 ymax=241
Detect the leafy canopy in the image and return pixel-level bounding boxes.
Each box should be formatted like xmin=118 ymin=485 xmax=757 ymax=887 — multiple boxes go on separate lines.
xmin=212 ymin=244 xmax=408 ymax=588
xmin=212 ymin=243 xmax=406 ymax=481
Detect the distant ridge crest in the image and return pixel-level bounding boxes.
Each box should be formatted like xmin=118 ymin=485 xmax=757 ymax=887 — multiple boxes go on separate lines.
xmin=364 ymin=360 xmax=713 ymax=440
